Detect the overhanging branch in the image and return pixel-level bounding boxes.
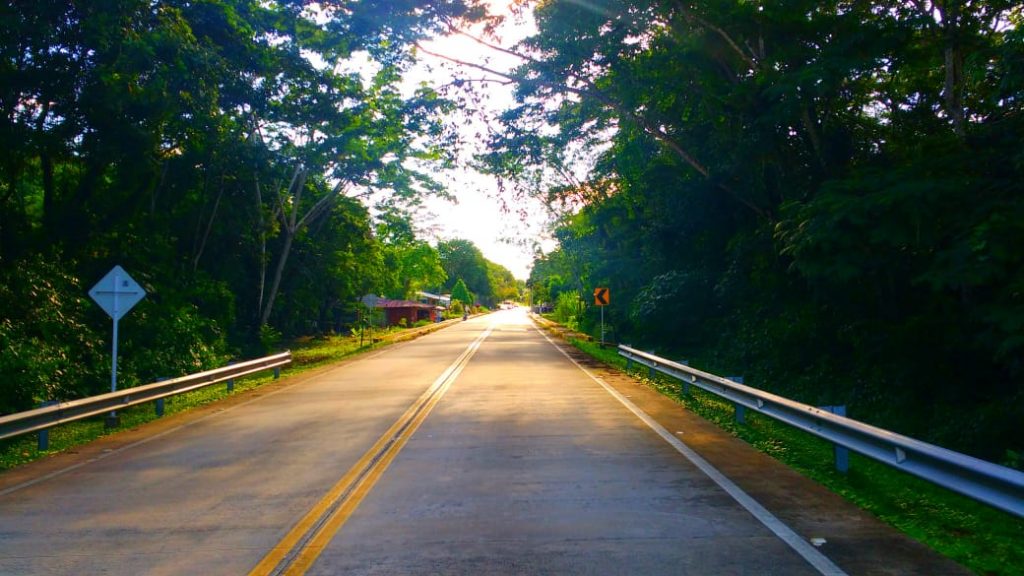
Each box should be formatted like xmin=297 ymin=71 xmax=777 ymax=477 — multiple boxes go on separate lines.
xmin=416 ymin=42 xmax=770 ymax=219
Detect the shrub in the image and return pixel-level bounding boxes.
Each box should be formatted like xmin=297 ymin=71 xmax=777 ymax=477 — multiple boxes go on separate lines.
xmin=259 ymin=324 xmax=282 ymax=354
xmin=554 ymin=290 xmax=583 ymax=330
xmin=0 ymin=255 xmax=108 ymax=412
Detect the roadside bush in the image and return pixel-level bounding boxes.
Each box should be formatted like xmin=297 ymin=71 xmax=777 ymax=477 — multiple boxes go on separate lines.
xmin=553 ymin=290 xmax=583 ymax=330
xmin=258 ymin=323 xmax=283 ymax=354
xmin=119 ymin=301 xmax=230 ymax=384
xmin=0 ymin=255 xmax=108 ymax=412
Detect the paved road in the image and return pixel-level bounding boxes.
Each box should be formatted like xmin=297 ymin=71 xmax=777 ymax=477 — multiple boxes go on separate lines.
xmin=0 ymin=309 xmax=968 ymax=575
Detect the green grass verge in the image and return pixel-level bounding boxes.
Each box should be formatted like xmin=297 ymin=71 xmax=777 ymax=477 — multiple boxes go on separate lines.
xmin=565 ymin=337 xmax=1024 ymax=576
xmin=0 ymin=322 xmax=454 ymax=473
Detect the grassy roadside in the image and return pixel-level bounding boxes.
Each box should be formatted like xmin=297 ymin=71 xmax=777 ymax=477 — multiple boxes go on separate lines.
xmin=536 ymin=316 xmax=1023 ymax=576
xmin=0 ymin=320 xmax=460 ymax=473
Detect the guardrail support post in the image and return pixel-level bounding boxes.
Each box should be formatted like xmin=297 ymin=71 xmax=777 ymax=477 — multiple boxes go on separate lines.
xmin=226 ymin=361 xmax=236 ymax=392
xmin=154 ymin=377 xmax=167 ymax=417
xmin=676 ymin=360 xmax=690 ymax=394
xmin=273 ymin=366 xmax=281 ymax=379
xmin=728 ymin=377 xmax=745 ymax=424
xmin=647 ymin=351 xmax=656 ymax=379
xmin=821 ymin=405 xmax=849 ymax=473
xmin=37 ymin=401 xmax=56 ymax=451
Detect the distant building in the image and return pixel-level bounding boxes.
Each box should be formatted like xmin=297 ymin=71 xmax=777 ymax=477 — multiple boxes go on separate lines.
xmin=360 ymin=294 xmax=441 ymax=326
xmin=377 ymin=299 xmax=439 ymax=326
xmin=416 ymin=291 xmax=451 ymax=308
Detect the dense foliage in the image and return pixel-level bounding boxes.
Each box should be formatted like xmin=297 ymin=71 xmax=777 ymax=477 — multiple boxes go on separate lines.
xmin=0 ymin=0 xmax=529 ymax=413
xmin=438 ymin=238 xmax=522 ymax=306
xmin=501 ymin=1 xmax=1024 ymax=461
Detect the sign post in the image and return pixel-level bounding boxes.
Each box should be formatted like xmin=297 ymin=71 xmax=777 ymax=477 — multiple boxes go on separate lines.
xmin=593 ymin=287 xmax=610 ymax=345
xmin=89 ymin=265 xmax=146 ymax=427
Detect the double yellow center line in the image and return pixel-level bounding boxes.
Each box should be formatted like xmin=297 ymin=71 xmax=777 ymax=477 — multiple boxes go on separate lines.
xmin=249 ymin=325 xmax=494 ymax=576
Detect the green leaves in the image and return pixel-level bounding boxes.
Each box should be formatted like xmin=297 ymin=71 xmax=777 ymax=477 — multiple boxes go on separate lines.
xmin=520 ymin=0 xmax=1024 ymax=463
xmin=451 ymin=278 xmax=473 ymax=306
xmin=0 ymin=0 xmax=493 ymax=409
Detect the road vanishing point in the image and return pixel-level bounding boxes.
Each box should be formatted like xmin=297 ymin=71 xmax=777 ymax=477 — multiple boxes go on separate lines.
xmin=0 ymin=309 xmax=969 ymax=575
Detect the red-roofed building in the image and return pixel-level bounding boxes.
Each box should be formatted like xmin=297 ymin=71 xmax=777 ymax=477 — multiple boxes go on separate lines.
xmin=376 ymin=298 xmax=441 ymax=326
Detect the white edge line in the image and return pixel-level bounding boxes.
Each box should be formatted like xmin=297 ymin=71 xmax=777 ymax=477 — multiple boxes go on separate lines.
xmin=534 ymin=325 xmax=848 ymax=576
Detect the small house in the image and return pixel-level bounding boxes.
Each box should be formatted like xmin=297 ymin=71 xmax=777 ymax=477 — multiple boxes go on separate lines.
xmin=377 ymin=298 xmax=440 ymax=326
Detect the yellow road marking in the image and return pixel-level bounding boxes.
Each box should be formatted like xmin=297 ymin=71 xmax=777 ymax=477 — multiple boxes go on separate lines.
xmin=283 ymin=367 xmax=453 ymax=574
xmin=249 ymin=325 xmax=493 ymax=576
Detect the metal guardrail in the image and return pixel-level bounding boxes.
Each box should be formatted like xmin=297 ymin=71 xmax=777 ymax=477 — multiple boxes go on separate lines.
xmin=618 ymin=345 xmax=1024 ymax=518
xmin=0 ymin=351 xmax=292 ymax=442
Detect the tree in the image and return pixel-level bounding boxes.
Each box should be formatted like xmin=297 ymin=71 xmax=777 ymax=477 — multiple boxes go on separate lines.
xmin=487 ymin=260 xmax=520 ymax=303
xmin=438 ymin=239 xmax=492 ymax=302
xmin=0 ymin=0 xmax=494 ymax=409
xmin=451 ymin=278 xmax=473 ymax=308
xmin=513 ymin=0 xmax=1024 ymax=461
xmin=376 ymin=209 xmax=447 ymax=299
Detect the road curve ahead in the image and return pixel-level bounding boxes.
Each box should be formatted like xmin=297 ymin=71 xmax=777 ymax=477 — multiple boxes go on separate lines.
xmin=0 ymin=308 xmax=966 ymax=575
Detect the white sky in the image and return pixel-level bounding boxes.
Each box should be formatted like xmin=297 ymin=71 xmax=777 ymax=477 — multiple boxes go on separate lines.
xmin=407 ymin=2 xmax=557 ymax=281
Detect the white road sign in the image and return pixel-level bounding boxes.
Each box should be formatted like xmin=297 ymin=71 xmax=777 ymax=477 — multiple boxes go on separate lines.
xmin=89 ymin=265 xmax=146 ymax=321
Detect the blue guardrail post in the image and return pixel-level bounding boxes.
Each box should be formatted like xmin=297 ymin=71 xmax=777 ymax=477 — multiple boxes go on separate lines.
xmin=676 ymin=360 xmax=690 ymax=394
xmin=37 ymin=400 xmax=57 ymax=451
xmin=154 ymin=377 xmax=168 ymax=417
xmin=820 ymin=405 xmax=850 ymax=473
xmin=728 ymin=377 xmax=745 ymax=424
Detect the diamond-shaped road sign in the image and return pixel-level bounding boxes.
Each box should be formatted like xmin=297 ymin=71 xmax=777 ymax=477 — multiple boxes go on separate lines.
xmin=594 ymin=287 xmax=610 ymax=307
xmin=89 ymin=265 xmax=146 ymax=321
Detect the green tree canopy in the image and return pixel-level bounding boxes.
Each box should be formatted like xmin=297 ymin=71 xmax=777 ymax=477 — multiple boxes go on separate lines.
xmin=450 ymin=278 xmax=473 ymax=307
xmin=376 ymin=209 xmax=447 ymax=300
xmin=438 ymin=238 xmax=492 ymax=301
xmin=0 ymin=0 xmax=492 ymax=412
xmin=511 ymin=0 xmax=1024 ymax=461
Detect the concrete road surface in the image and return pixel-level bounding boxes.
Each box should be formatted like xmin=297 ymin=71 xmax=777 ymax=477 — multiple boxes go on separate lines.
xmin=0 ymin=308 xmax=969 ymax=575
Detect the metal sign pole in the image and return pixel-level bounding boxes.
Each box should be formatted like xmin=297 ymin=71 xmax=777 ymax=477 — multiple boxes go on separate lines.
xmin=600 ymin=305 xmax=605 ymax=345
xmin=111 ymin=317 xmax=119 ymax=393
xmin=107 ymin=271 xmax=121 ymax=427
xmin=111 ymin=269 xmax=120 ymax=394
xmin=107 ymin=316 xmax=120 ymax=426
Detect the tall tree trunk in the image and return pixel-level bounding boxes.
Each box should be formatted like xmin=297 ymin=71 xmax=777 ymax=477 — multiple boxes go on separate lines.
xmin=255 ymin=177 xmax=268 ymax=321
xmin=260 ymin=228 xmax=294 ymax=327
xmin=944 ymin=43 xmax=966 ymax=137
xmin=927 ymin=1 xmax=967 ymax=137
xmin=38 ymin=100 xmax=56 ymax=235
xmin=192 ymin=176 xmax=224 ymax=272
xmin=256 ymin=164 xmax=343 ymax=328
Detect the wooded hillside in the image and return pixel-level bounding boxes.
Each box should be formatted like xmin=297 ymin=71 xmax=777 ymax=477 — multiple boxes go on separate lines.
xmin=0 ymin=0 xmax=524 ymax=414
xmin=499 ymin=1 xmax=1023 ymax=463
